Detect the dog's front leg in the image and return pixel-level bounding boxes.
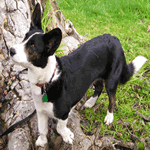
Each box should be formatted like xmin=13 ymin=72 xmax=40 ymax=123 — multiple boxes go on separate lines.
xmin=36 ymin=111 xmax=48 ymax=147
xmin=30 ymin=84 xmax=49 ymax=147
xmin=56 ymin=119 xmax=74 ymax=144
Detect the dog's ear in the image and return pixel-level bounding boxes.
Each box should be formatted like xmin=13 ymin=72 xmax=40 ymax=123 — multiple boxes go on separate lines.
xmin=30 ymin=3 xmax=42 ymax=30
xmin=43 ymin=28 xmax=62 ymax=56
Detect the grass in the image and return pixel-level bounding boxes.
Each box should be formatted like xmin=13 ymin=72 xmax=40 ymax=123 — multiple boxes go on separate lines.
xmin=41 ymin=0 xmax=53 ymax=33
xmin=57 ymin=0 xmax=150 ymax=61
xmin=41 ymin=0 xmax=65 ymax=57
xmin=44 ymin=0 xmax=150 ymax=146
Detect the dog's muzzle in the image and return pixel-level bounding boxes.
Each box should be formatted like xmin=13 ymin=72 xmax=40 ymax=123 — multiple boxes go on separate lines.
xmin=10 ymin=48 xmax=16 ymax=57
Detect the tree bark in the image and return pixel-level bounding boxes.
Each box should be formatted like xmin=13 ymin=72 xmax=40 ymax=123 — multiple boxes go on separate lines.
xmin=0 ymin=1 xmax=85 ymax=150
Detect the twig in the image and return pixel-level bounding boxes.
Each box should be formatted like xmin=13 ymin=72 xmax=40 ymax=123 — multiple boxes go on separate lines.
xmin=93 ymin=21 xmax=103 ymax=23
xmin=121 ymin=118 xmax=140 ymax=142
xmin=135 ymin=111 xmax=150 ymax=122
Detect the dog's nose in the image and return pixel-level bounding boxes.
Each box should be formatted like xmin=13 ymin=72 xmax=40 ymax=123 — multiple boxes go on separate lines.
xmin=10 ymin=48 xmax=16 ymax=56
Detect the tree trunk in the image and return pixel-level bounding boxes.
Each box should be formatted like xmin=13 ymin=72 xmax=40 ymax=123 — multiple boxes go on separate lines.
xmin=0 ymin=1 xmax=87 ymax=150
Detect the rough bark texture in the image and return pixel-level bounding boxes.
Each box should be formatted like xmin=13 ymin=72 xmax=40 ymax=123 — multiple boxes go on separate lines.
xmin=0 ymin=0 xmax=31 ymax=59
xmin=0 ymin=0 xmax=88 ymax=150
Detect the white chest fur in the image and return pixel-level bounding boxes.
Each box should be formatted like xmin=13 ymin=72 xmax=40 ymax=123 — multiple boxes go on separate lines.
xmin=30 ymin=83 xmax=55 ymax=118
xmin=28 ymin=55 xmax=57 ymax=85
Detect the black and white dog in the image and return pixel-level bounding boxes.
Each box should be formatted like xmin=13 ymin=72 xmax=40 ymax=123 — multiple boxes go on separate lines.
xmin=9 ymin=3 xmax=147 ymax=147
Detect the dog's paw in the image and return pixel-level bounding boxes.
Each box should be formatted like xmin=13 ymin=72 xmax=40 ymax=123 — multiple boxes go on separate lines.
xmin=36 ymin=135 xmax=47 ymax=147
xmin=62 ymin=128 xmax=74 ymax=144
xmin=84 ymin=96 xmax=98 ymax=108
xmin=104 ymin=110 xmax=114 ymax=125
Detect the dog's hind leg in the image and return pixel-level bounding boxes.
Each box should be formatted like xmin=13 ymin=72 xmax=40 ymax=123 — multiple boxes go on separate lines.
xmin=84 ymin=79 xmax=104 ymax=108
xmin=104 ymin=79 xmax=118 ymax=125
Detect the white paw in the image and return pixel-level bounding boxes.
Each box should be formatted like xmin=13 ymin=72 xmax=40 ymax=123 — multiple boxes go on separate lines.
xmin=61 ymin=128 xmax=74 ymax=144
xmin=84 ymin=96 xmax=98 ymax=108
xmin=36 ymin=135 xmax=47 ymax=147
xmin=104 ymin=110 xmax=114 ymax=125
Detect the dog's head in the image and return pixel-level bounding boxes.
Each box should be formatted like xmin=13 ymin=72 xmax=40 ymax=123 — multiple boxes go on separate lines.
xmin=10 ymin=3 xmax=62 ymax=68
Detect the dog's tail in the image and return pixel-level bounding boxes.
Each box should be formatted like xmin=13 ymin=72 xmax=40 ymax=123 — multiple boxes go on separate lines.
xmin=120 ymin=56 xmax=147 ymax=84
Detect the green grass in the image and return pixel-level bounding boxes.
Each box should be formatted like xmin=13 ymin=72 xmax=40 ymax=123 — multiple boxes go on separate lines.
xmin=57 ymin=0 xmax=150 ymax=145
xmin=41 ymin=0 xmax=65 ymax=56
xmin=42 ymin=0 xmax=53 ymax=33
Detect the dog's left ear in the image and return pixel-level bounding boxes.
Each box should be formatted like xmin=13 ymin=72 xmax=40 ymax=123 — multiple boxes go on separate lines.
xmin=43 ymin=28 xmax=62 ymax=56
xmin=30 ymin=3 xmax=42 ymax=30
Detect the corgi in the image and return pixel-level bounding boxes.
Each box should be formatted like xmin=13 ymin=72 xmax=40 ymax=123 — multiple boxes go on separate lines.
xmin=9 ymin=3 xmax=147 ymax=147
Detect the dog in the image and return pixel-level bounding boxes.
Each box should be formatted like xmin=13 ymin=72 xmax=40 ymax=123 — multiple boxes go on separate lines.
xmin=9 ymin=3 xmax=147 ymax=147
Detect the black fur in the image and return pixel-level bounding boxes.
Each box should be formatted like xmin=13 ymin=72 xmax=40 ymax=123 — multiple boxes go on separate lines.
xmin=11 ymin=3 xmax=137 ymax=122
xmin=30 ymin=3 xmax=42 ymax=30
xmin=22 ymin=3 xmax=136 ymax=120
xmin=23 ymin=28 xmax=62 ymax=68
xmin=45 ymin=34 xmax=135 ymax=120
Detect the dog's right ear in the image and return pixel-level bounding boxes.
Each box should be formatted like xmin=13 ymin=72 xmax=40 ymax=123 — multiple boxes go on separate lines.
xmin=30 ymin=3 xmax=42 ymax=30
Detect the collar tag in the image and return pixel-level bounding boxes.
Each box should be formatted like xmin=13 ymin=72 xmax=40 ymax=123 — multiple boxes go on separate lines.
xmin=43 ymin=94 xmax=48 ymax=102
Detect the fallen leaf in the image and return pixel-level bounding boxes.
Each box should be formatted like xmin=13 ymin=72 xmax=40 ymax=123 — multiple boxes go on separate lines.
xmin=93 ymin=21 xmax=103 ymax=23
xmin=147 ymin=25 xmax=150 ymax=32
xmin=0 ymin=27 xmax=3 ymax=32
xmin=4 ymin=90 xmax=7 ymax=95
xmin=138 ymin=20 xmax=144 ymax=24
xmin=12 ymin=76 xmax=16 ymax=81
xmin=0 ymin=54 xmax=4 ymax=60
xmin=4 ymin=18 xmax=7 ymax=26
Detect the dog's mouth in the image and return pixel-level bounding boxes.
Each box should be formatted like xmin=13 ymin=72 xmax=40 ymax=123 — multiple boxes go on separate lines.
xmin=9 ymin=47 xmax=29 ymax=68
xmin=10 ymin=57 xmax=27 ymax=68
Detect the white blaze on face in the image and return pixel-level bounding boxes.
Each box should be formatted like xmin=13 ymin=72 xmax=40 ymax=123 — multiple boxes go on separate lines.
xmin=12 ymin=43 xmax=28 ymax=65
xmin=10 ymin=32 xmax=43 ymax=68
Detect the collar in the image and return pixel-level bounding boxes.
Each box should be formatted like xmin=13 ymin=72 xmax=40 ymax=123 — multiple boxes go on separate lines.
xmin=36 ymin=67 xmax=57 ymax=88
